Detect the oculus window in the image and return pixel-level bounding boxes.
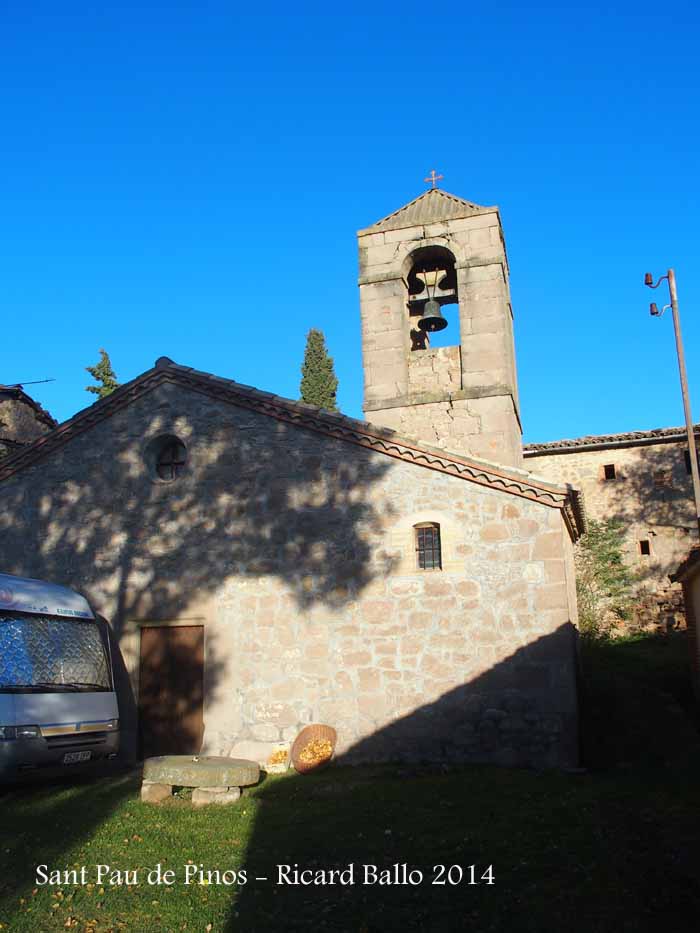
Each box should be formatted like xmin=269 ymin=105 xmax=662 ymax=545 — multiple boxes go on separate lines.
xmin=146 ymin=435 xmax=187 ymax=482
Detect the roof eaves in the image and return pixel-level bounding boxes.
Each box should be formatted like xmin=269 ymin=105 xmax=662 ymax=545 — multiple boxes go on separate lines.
xmin=158 ymin=363 xmax=585 ymax=536
xmin=0 ymin=358 xmax=583 ymax=537
xmin=524 ymin=425 xmax=700 ymax=455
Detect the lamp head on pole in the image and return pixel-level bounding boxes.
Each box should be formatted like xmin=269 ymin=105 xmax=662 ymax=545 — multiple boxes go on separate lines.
xmin=644 ymin=272 xmax=653 ymax=287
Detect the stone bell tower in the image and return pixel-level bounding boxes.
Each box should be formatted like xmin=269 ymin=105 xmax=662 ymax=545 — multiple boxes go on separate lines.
xmin=357 ymin=185 xmax=523 ymax=468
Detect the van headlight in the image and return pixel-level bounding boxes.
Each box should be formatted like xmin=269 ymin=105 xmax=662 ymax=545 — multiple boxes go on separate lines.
xmin=16 ymin=725 xmax=40 ymax=739
xmin=0 ymin=725 xmax=40 ymax=740
xmin=106 ymin=719 xmax=119 ymax=731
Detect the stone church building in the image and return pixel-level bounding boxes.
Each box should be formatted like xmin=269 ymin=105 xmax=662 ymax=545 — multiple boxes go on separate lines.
xmin=0 ymin=187 xmax=584 ymax=769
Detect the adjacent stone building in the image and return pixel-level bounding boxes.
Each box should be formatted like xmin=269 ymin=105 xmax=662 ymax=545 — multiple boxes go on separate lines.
xmin=670 ymin=546 xmax=700 ymax=695
xmin=525 ymin=427 xmax=700 ymax=629
xmin=0 ymin=187 xmax=584 ymax=768
xmin=0 ymin=384 xmax=56 ymax=458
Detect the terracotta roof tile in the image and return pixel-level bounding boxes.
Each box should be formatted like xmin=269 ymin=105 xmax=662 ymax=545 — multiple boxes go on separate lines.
xmin=524 ymin=425 xmax=699 ymax=454
xmin=0 ymin=357 xmax=585 ymax=539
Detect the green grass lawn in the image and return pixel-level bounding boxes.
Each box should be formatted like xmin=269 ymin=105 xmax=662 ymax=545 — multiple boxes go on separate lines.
xmin=2 ymin=633 xmax=700 ymax=933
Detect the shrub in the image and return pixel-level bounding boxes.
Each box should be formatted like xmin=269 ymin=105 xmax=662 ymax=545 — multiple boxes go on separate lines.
xmin=575 ymin=519 xmax=637 ymax=639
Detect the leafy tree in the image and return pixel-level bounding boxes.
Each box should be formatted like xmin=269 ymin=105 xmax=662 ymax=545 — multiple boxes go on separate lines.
xmin=299 ymin=329 xmax=339 ymax=411
xmin=575 ymin=519 xmax=637 ymax=639
xmin=86 ymin=349 xmax=120 ymax=399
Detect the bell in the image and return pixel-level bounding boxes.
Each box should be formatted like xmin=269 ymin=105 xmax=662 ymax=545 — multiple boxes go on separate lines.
xmin=417 ymin=299 xmax=447 ymax=333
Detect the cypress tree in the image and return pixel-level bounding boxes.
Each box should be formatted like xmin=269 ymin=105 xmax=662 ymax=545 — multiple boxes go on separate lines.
xmin=86 ymin=348 xmax=120 ymax=399
xmin=299 ymin=329 xmax=339 ymax=411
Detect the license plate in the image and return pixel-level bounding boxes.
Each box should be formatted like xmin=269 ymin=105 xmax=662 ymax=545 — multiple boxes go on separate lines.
xmin=63 ymin=751 xmax=92 ymax=764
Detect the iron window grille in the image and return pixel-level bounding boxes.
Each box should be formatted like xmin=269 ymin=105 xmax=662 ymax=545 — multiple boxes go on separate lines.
xmin=415 ymin=523 xmax=442 ymax=570
xmin=156 ymin=439 xmax=187 ymax=481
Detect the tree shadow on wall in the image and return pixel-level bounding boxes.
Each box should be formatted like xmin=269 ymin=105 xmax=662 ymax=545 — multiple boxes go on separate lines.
xmin=601 ymin=453 xmax=698 ymax=587
xmin=0 ymin=407 xmax=394 ymax=625
xmin=134 ymin=622 xmax=229 ymax=760
xmin=0 ymin=395 xmax=395 ymax=755
xmin=223 ymin=624 xmax=700 ymax=933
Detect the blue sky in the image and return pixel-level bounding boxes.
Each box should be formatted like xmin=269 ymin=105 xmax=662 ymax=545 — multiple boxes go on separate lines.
xmin=3 ymin=1 xmax=699 ymax=443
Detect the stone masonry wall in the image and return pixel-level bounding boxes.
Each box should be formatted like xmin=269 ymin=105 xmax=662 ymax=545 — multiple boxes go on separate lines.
xmin=407 ymin=345 xmax=461 ymax=395
xmin=0 ymin=382 xmax=578 ymax=768
xmin=0 ymin=393 xmax=54 ymax=456
xmin=370 ymin=395 xmax=522 ymax=468
xmin=526 ymin=440 xmax=699 ymax=628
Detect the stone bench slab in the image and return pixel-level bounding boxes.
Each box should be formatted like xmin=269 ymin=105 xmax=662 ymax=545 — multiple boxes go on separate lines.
xmin=192 ymin=787 xmax=241 ymax=807
xmin=143 ymin=755 xmax=259 ymax=788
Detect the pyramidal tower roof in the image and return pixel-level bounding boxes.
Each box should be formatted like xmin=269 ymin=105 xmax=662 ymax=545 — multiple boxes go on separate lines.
xmin=359 ymin=187 xmax=496 ymax=235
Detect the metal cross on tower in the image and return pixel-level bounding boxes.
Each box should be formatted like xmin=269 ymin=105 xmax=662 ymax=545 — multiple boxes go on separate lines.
xmin=424 ymin=169 xmax=443 ymax=188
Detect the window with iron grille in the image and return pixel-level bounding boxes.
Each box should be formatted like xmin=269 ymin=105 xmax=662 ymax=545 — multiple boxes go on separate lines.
xmin=415 ymin=523 xmax=442 ymax=570
xmin=156 ymin=438 xmax=187 ymax=481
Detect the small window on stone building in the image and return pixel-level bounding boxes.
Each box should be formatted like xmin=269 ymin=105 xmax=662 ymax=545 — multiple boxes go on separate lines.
xmin=654 ymin=470 xmax=673 ymax=488
xmin=639 ymin=539 xmax=651 ymax=556
xmin=603 ymin=464 xmax=616 ymax=481
xmin=684 ymin=450 xmax=700 ymax=475
xmin=152 ymin=437 xmax=187 ymax=481
xmin=415 ymin=522 xmax=442 ymax=571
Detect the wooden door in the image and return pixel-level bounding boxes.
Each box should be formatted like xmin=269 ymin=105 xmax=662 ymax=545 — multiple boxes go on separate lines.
xmin=138 ymin=625 xmax=204 ymax=759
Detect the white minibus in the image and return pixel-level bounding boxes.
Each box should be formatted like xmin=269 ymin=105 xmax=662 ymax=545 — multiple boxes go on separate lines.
xmin=0 ymin=572 xmax=119 ymax=780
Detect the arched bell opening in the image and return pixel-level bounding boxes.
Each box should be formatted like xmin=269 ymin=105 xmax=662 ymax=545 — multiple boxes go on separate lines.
xmin=405 ymin=246 xmax=459 ymax=351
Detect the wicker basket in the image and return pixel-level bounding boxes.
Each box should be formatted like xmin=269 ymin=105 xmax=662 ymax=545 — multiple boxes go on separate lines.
xmin=291 ymin=723 xmax=337 ymax=774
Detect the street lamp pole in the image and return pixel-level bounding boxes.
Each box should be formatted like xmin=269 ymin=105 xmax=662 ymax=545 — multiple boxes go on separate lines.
xmin=645 ymin=268 xmax=700 ymax=537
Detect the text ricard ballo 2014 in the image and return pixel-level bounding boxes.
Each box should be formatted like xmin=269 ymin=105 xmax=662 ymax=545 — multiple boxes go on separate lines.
xmin=35 ymin=862 xmax=496 ymax=888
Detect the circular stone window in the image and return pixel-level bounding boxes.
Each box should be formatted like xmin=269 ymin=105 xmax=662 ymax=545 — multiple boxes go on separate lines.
xmin=146 ymin=435 xmax=187 ymax=482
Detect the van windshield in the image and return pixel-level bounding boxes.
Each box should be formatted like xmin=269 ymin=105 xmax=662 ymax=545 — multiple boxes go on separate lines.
xmin=0 ymin=614 xmax=111 ymax=692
